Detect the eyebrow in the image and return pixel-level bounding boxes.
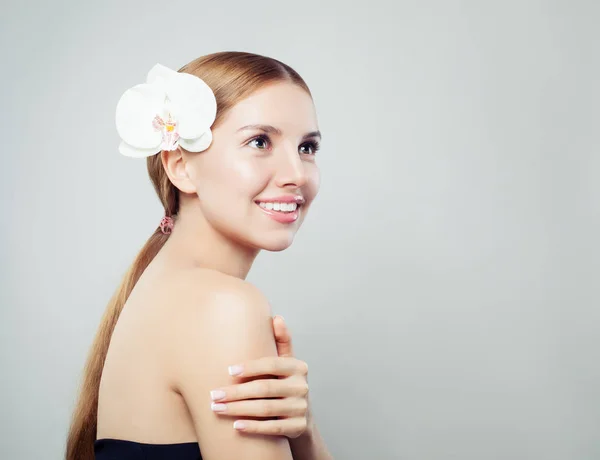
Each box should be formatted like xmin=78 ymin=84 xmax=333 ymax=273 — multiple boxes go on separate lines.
xmin=237 ymin=124 xmax=322 ymax=140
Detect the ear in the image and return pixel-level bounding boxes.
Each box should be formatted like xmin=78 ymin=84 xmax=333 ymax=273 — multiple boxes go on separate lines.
xmin=160 ymin=147 xmax=197 ymax=194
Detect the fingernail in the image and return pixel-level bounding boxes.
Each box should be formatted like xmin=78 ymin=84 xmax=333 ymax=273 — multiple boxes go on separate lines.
xmin=275 ymin=314 xmax=285 ymax=322
xmin=228 ymin=365 xmax=243 ymax=376
xmin=210 ymin=390 xmax=226 ymax=401
xmin=211 ymin=402 xmax=227 ymax=412
xmin=233 ymin=420 xmax=247 ymax=430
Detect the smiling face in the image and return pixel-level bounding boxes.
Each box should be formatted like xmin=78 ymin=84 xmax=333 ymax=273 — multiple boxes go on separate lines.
xmin=181 ymin=81 xmax=321 ymax=252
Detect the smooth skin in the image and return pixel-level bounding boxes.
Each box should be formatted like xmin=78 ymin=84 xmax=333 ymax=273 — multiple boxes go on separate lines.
xmin=210 ymin=316 xmax=309 ymax=438
xmin=213 ymin=315 xmax=333 ymax=460
xmin=97 ymin=82 xmax=333 ymax=459
xmin=168 ymin=268 xmax=297 ymax=460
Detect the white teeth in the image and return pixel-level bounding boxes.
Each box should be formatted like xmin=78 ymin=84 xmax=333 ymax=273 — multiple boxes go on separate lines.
xmin=258 ymin=202 xmax=298 ymax=212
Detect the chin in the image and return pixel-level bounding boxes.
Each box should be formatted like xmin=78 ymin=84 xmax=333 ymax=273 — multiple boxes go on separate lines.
xmin=258 ymin=233 xmax=296 ymax=252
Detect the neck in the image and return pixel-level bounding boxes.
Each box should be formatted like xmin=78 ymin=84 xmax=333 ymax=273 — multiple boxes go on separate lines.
xmin=158 ymin=198 xmax=260 ymax=280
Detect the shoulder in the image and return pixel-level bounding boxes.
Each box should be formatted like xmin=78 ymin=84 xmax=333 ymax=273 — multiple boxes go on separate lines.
xmin=167 ymin=267 xmax=272 ymax=322
xmin=161 ymin=268 xmax=292 ymax=459
xmin=163 ymin=267 xmax=276 ymax=377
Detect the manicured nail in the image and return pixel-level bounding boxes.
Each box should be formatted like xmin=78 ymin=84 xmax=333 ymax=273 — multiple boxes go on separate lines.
xmin=228 ymin=365 xmax=243 ymax=376
xmin=211 ymin=402 xmax=227 ymax=412
xmin=233 ymin=420 xmax=247 ymax=430
xmin=210 ymin=390 xmax=226 ymax=401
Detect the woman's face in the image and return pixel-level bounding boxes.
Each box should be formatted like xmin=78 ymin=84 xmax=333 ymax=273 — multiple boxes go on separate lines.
xmin=183 ymin=81 xmax=321 ymax=252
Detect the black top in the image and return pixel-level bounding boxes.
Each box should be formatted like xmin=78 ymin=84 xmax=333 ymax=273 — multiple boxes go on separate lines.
xmin=94 ymin=439 xmax=201 ymax=459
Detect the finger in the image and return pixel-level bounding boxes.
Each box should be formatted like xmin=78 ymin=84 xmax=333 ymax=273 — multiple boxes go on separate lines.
xmin=233 ymin=417 xmax=308 ymax=438
xmin=273 ymin=315 xmax=294 ymax=357
xmin=211 ymin=397 xmax=308 ymax=418
xmin=210 ymin=377 xmax=309 ymax=402
xmin=228 ymin=356 xmax=308 ymax=379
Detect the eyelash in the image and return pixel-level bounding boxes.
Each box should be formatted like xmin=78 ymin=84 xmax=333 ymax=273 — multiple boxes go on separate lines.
xmin=247 ymin=134 xmax=321 ymax=156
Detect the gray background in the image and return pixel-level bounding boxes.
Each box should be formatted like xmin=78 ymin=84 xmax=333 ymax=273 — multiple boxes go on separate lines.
xmin=1 ymin=1 xmax=598 ymax=459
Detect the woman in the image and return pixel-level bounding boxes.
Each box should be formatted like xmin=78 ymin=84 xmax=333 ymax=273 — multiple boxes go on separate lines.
xmin=66 ymin=51 xmax=333 ymax=459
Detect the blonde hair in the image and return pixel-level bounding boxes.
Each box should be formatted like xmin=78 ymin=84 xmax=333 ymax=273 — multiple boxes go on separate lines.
xmin=65 ymin=51 xmax=311 ymax=460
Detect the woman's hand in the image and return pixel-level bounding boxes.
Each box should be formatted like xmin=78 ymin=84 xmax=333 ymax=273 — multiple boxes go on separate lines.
xmin=209 ymin=316 xmax=312 ymax=438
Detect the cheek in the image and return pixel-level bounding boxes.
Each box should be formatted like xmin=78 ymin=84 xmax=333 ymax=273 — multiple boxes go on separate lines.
xmin=232 ymin=159 xmax=269 ymax=193
xmin=199 ymin=157 xmax=268 ymax=204
xmin=228 ymin=159 xmax=272 ymax=204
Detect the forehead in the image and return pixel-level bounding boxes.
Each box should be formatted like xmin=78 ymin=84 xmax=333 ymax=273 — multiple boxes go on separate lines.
xmin=222 ymin=82 xmax=318 ymax=132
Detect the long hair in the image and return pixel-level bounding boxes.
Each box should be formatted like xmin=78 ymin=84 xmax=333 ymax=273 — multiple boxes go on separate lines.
xmin=65 ymin=51 xmax=311 ymax=460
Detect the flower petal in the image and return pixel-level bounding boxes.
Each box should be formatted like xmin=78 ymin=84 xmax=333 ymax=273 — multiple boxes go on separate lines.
xmin=118 ymin=140 xmax=160 ymax=158
xmin=147 ymin=63 xmax=179 ymax=85
xmin=178 ymin=130 xmax=213 ymax=153
xmin=165 ymin=72 xmax=217 ymax=139
xmin=116 ymin=83 xmax=164 ymax=148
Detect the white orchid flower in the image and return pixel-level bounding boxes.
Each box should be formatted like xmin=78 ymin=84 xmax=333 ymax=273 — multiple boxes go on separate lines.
xmin=115 ymin=63 xmax=217 ymax=158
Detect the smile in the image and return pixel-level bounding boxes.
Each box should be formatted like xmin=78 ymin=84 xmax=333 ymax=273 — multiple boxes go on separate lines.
xmin=255 ymin=201 xmax=301 ymax=223
xmin=257 ymin=202 xmax=298 ymax=212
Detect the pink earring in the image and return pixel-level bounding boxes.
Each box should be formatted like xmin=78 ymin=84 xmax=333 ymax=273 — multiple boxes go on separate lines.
xmin=159 ymin=216 xmax=174 ymax=235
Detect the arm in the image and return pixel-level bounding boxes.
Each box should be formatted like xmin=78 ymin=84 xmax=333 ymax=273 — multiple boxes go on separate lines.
xmin=168 ymin=271 xmax=294 ymax=460
xmin=208 ymin=314 xmax=335 ymax=460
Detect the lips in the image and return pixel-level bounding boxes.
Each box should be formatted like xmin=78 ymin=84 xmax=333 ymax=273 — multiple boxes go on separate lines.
xmin=256 ymin=195 xmax=305 ymax=205
xmin=254 ymin=195 xmax=305 ymax=224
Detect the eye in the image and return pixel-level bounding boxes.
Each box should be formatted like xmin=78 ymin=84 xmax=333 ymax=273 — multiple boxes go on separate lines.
xmin=299 ymin=140 xmax=320 ymax=156
xmin=247 ymin=134 xmax=271 ymax=150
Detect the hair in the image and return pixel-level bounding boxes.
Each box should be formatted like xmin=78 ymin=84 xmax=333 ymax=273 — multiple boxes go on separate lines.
xmin=65 ymin=51 xmax=311 ymax=460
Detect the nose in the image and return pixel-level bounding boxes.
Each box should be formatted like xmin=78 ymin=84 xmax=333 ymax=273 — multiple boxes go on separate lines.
xmin=274 ymin=145 xmax=308 ymax=189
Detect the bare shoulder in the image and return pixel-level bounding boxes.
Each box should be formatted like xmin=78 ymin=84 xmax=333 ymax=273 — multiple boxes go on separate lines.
xmin=163 ymin=267 xmax=276 ymax=372
xmin=161 ymin=268 xmax=291 ymax=459
xmin=166 ymin=267 xmax=272 ymax=322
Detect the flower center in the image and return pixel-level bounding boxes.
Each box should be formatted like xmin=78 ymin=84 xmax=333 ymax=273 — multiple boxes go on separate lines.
xmin=152 ymin=112 xmax=180 ymax=151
